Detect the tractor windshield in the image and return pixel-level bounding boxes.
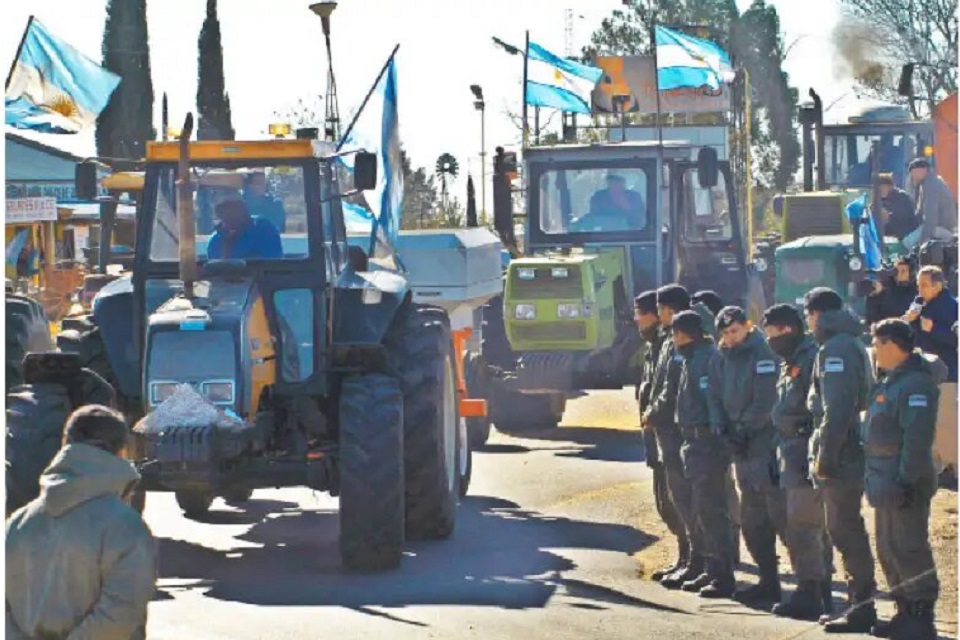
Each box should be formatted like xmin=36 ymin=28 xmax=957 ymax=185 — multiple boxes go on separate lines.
xmin=537 ymin=165 xmax=653 ymax=235
xmin=823 ymin=127 xmax=932 ymax=189
xmin=150 ymin=163 xmax=310 ymax=262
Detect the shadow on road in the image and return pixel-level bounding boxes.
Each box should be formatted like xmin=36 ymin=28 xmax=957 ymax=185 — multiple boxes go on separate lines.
xmin=488 ymin=426 xmax=646 ymax=464
xmin=157 ymin=494 xmax=677 ymax=617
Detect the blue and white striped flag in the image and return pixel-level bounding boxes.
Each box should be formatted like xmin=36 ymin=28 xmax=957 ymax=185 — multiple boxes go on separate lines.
xmin=5 ymin=19 xmax=120 ymax=134
xmin=654 ymin=26 xmax=735 ymax=92
xmin=526 ymin=41 xmax=603 ymax=114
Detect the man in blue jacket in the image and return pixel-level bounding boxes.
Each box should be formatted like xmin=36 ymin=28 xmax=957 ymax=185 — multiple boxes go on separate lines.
xmin=207 ymin=199 xmax=284 ymax=260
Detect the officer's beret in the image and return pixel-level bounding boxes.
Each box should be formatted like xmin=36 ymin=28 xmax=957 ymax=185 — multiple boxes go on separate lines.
xmin=634 ymin=290 xmax=658 ymax=314
xmin=908 ymin=157 xmax=930 ymax=170
xmin=656 ymin=284 xmax=690 ymax=312
xmin=692 ymin=290 xmax=723 ymax=316
xmin=716 ymin=305 xmax=747 ymax=330
xmin=803 ymin=287 xmax=843 ymax=314
xmin=672 ymin=310 xmax=706 ymax=339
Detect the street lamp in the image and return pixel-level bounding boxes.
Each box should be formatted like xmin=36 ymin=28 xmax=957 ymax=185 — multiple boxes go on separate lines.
xmin=310 ymin=2 xmax=341 ymax=142
xmin=470 ymin=84 xmax=487 ymax=226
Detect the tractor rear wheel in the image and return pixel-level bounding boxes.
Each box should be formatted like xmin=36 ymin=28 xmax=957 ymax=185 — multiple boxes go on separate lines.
xmin=385 ymin=303 xmax=460 ymax=541
xmin=338 ymin=373 xmax=404 ymax=571
xmin=463 ymin=351 xmax=492 ymax=448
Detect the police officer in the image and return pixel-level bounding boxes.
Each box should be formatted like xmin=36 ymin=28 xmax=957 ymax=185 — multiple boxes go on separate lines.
xmin=763 ymin=304 xmax=833 ymax=620
xmin=804 ymin=287 xmax=877 ymax=632
xmin=635 ymin=291 xmax=687 ymax=580
xmin=708 ymin=306 xmax=787 ymax=606
xmin=865 ymin=320 xmax=944 ymax=640
xmin=644 ymin=285 xmax=700 ymax=588
xmin=672 ymin=310 xmax=736 ymax=598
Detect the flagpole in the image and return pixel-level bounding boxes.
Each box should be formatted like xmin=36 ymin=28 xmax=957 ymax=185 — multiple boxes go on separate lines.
xmin=650 ymin=20 xmax=665 ymax=287
xmin=336 ymin=43 xmax=400 ymax=151
xmin=521 ymin=30 xmax=530 ymax=150
xmin=5 ymin=15 xmax=34 ymax=91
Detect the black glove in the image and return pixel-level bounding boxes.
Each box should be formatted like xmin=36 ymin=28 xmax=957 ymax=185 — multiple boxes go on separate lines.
xmin=899 ymin=481 xmax=916 ymax=509
xmin=726 ymin=431 xmax=749 ymax=457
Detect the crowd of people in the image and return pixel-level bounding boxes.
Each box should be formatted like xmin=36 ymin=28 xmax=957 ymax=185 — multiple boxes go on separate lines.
xmin=636 ymin=273 xmax=957 ymax=640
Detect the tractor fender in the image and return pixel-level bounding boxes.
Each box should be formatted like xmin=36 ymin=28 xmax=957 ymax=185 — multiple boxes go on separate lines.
xmin=91 ymin=275 xmax=141 ymax=399
xmin=332 ymin=268 xmax=409 ymax=347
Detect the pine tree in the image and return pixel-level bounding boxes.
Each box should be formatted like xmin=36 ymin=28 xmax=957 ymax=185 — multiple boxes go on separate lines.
xmin=196 ymin=0 xmax=235 ymax=140
xmin=96 ymin=0 xmax=155 ymax=160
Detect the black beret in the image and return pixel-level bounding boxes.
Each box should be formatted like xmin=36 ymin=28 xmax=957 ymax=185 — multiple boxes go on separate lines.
xmin=803 ymin=287 xmax=843 ymax=314
xmin=909 ymin=157 xmax=930 ymax=170
xmin=692 ymin=290 xmax=723 ymax=316
xmin=716 ymin=305 xmax=748 ymax=330
xmin=656 ymin=284 xmax=691 ymax=311
xmin=672 ymin=310 xmax=706 ymax=339
xmin=634 ymin=290 xmax=658 ymax=314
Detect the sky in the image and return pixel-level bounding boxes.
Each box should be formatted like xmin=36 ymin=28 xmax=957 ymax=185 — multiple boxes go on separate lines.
xmin=2 ymin=0 xmax=876 ymax=211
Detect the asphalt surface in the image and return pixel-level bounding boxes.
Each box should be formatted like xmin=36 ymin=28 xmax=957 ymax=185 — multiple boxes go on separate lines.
xmin=144 ymin=390 xmax=928 ymax=640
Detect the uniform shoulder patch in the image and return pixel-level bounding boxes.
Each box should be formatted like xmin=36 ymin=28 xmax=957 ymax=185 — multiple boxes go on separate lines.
xmin=824 ymin=357 xmax=845 ymax=373
xmin=755 ymin=359 xmax=777 ymax=374
xmin=673 ymin=354 xmax=684 ymax=363
xmin=699 ymin=375 xmax=709 ymax=390
xmin=908 ymin=394 xmax=929 ymax=408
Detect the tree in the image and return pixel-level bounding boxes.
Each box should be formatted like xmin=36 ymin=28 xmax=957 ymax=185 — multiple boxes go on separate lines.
xmin=399 ymin=147 xmax=440 ymax=229
xmin=196 ymin=0 xmax=235 ymax=140
xmin=834 ymin=0 xmax=958 ymax=116
xmin=96 ymin=0 xmax=154 ymax=161
xmin=581 ymin=0 xmax=801 ymax=192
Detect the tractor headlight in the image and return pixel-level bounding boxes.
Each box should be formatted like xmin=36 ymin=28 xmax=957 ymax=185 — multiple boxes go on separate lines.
xmin=551 ymin=267 xmax=569 ymax=279
xmin=557 ymin=302 xmax=584 ymax=319
xmin=149 ymin=381 xmax=181 ymax=406
xmin=514 ymin=303 xmax=537 ymax=320
xmin=517 ymin=268 xmax=536 ymax=281
xmin=201 ymin=380 xmax=235 ymax=405
xmin=848 ymin=256 xmax=863 ymax=271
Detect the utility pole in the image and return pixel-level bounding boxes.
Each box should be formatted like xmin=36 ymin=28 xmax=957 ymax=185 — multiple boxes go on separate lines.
xmin=470 ymin=85 xmax=487 ymax=225
xmin=310 ymin=2 xmax=341 ymax=142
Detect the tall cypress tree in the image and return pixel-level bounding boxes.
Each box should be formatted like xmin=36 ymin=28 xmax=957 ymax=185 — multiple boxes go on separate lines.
xmin=96 ymin=0 xmax=154 ymax=160
xmin=196 ymin=0 xmax=234 ymax=140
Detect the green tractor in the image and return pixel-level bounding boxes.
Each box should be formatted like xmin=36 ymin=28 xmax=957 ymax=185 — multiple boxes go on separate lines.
xmin=465 ymin=141 xmax=765 ymax=440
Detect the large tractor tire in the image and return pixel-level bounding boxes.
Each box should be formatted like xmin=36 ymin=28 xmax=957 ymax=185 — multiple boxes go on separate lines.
xmin=458 ymin=416 xmax=472 ymax=498
xmin=385 ymin=303 xmax=460 ymax=541
xmin=6 ymin=383 xmax=73 ymax=515
xmin=338 ymin=373 xmax=405 ymax=571
xmin=492 ymin=389 xmax=566 ymax=434
xmin=6 ymin=294 xmax=53 ymax=392
xmin=175 ymin=490 xmax=214 ymax=517
xmin=463 ymin=350 xmax=492 ymax=449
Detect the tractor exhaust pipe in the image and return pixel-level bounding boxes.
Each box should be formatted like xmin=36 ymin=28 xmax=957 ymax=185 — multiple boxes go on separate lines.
xmin=177 ymin=113 xmax=197 ymax=298
xmin=809 ymin=89 xmax=825 ymax=191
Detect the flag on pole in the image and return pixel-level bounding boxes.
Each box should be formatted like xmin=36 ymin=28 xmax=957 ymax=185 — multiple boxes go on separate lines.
xmin=654 ymin=25 xmax=735 ymax=91
xmin=524 ymin=41 xmax=602 ymax=115
xmin=338 ymin=53 xmax=403 ymax=265
xmin=5 ymin=18 xmax=120 ymax=134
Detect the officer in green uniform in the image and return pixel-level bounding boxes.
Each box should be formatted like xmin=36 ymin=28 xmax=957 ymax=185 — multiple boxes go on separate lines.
xmin=672 ymin=310 xmax=736 ymax=598
xmin=708 ymin=306 xmax=787 ymax=606
xmin=865 ymin=319 xmax=944 ymax=640
xmin=635 ymin=291 xmax=686 ymax=580
xmin=803 ymin=287 xmax=877 ymax=632
xmin=763 ymin=304 xmax=834 ymax=620
xmin=644 ymin=285 xmax=700 ymax=588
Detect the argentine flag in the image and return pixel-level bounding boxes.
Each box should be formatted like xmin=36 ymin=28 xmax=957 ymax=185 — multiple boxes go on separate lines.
xmin=338 ymin=54 xmax=403 ymax=264
xmin=654 ymin=26 xmax=735 ymax=91
xmin=5 ymin=19 xmax=120 ymax=134
xmin=526 ymin=41 xmax=603 ymax=114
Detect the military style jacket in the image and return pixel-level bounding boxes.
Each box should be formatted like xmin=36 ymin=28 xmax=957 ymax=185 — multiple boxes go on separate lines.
xmin=772 ymin=335 xmax=818 ymax=487
xmin=862 ymin=351 xmax=946 ymax=508
xmin=646 ymin=327 xmax=683 ymax=432
xmin=676 ymin=338 xmax=717 ymax=431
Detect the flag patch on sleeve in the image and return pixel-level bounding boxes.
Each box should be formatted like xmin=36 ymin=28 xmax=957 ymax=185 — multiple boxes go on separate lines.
xmin=756 ymin=360 xmax=777 ymax=374
xmin=824 ymin=357 xmax=845 ymax=373
xmin=699 ymin=376 xmax=709 ymax=390
xmin=908 ymin=394 xmax=928 ymax=408
xmin=674 ymin=354 xmax=684 ymax=363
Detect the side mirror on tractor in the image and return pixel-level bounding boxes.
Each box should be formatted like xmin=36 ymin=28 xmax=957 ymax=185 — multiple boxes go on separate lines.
xmin=75 ymin=161 xmax=99 ymax=201
xmin=353 ymin=151 xmax=378 ymax=191
xmin=697 ymin=147 xmax=719 ymax=189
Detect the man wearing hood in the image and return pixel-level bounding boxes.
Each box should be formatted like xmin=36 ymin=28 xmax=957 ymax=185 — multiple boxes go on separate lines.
xmin=708 ymin=306 xmax=786 ymax=606
xmin=804 ymin=287 xmax=878 ymax=633
xmin=6 ymin=405 xmax=156 ymax=640
xmin=866 ymin=257 xmax=918 ymax=326
xmin=644 ymin=285 xmax=699 ymax=588
xmin=764 ymin=304 xmax=833 ymax=621
xmin=635 ymin=290 xmax=686 ymax=579
xmin=864 ymin=319 xmax=944 ymax=640
xmin=672 ymin=310 xmax=736 ymax=598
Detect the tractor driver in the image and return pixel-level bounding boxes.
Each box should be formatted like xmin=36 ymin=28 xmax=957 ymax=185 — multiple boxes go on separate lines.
xmin=207 ymin=198 xmax=284 ymax=260
xmin=575 ymin=173 xmax=646 ymax=232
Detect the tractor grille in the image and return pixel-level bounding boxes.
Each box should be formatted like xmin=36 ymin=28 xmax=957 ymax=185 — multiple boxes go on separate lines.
xmin=513 ymin=322 xmax=587 ymax=342
xmin=784 ymin=196 xmax=845 ymax=241
xmin=510 ymin=266 xmax=583 ymax=299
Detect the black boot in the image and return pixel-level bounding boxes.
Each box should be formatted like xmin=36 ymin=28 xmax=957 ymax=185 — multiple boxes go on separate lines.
xmin=731 ymin=525 xmax=741 ymax=566
xmin=652 ymin=539 xmax=689 ymax=581
xmin=699 ymin=558 xmax=737 ymax=599
xmin=822 ymin=579 xmax=834 ymax=615
xmin=772 ymin=581 xmax=824 ymax=621
xmin=734 ymin=561 xmax=781 ymax=606
xmin=871 ymin=597 xmax=907 ymax=638
xmin=681 ymin=569 xmax=714 ymax=592
xmin=822 ymin=586 xmax=877 ymax=634
xmin=661 ymin=556 xmax=703 ymax=590
xmin=890 ymin=601 xmax=936 ymax=640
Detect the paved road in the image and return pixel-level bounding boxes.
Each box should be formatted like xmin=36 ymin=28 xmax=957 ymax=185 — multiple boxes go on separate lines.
xmin=145 ymin=390 xmax=888 ymax=640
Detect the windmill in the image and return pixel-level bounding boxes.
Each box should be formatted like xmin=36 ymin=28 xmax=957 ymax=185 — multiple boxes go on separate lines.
xmin=435 ymin=153 xmax=459 ymax=207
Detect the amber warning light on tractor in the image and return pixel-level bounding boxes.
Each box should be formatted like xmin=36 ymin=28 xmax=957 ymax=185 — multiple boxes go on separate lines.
xmin=269 ymin=123 xmax=292 ymax=139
